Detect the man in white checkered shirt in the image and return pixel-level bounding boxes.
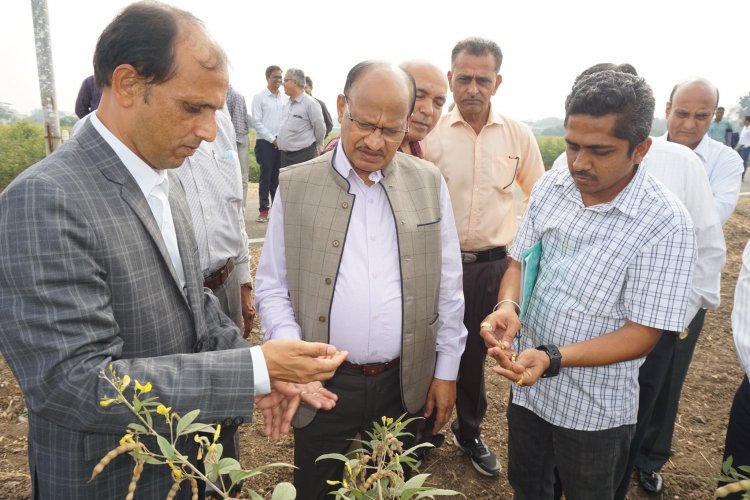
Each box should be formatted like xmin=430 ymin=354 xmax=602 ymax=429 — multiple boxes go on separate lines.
xmin=480 ymin=71 xmax=696 ymax=499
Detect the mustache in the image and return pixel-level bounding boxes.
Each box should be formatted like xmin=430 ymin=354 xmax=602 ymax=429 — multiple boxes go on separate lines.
xmin=571 ymin=170 xmax=596 ymax=180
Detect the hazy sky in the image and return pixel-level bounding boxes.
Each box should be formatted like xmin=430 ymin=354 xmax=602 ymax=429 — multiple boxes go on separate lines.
xmin=3 ymin=0 xmax=749 ymax=122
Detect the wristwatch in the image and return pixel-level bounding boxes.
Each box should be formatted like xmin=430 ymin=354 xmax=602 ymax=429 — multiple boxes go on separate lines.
xmin=535 ymin=344 xmax=562 ymax=378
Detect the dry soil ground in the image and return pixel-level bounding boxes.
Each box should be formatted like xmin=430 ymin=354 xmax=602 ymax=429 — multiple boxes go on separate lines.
xmin=1 ymin=198 xmax=749 ymax=499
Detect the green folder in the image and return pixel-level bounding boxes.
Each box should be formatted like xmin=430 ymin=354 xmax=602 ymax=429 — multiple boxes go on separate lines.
xmin=519 ymin=241 xmax=542 ymax=321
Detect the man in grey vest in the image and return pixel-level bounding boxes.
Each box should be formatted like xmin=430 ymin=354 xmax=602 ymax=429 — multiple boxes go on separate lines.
xmin=255 ymin=61 xmax=467 ymax=499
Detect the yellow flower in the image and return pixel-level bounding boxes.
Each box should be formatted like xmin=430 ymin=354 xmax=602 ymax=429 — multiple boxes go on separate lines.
xmin=156 ymin=404 xmax=171 ymax=416
xmin=168 ymin=462 xmax=183 ymax=481
xmin=381 ymin=416 xmax=387 ymax=425
xmin=134 ymin=380 xmax=152 ymax=394
xmin=326 ymin=480 xmax=342 ymax=486
xmin=213 ymin=424 xmax=221 ymax=443
xmin=119 ymin=375 xmax=131 ymax=391
xmin=99 ymin=398 xmax=117 ymax=407
xmin=119 ymin=433 xmax=135 ymax=446
xmin=386 ymin=417 xmax=393 ymax=426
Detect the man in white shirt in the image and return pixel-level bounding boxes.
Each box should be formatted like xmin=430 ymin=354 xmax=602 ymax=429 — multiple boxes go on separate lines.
xmin=255 ymin=61 xmax=467 ymax=499
xmin=277 ymin=68 xmax=326 ymax=168
xmin=251 ymin=65 xmax=288 ymax=223
xmin=737 ymin=115 xmax=750 ymax=178
xmin=634 ymin=78 xmax=742 ymax=494
xmin=722 ymin=239 xmax=750 ymax=500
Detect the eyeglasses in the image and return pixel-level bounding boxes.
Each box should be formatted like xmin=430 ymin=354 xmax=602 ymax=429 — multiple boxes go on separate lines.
xmin=343 ymin=95 xmax=408 ymax=142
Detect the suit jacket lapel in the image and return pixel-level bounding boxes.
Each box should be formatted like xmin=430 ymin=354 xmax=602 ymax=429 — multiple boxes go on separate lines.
xmin=77 ymin=120 xmax=189 ymax=304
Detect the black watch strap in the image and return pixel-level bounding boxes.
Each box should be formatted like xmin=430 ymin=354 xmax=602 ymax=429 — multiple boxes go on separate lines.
xmin=536 ymin=344 xmax=562 ymax=378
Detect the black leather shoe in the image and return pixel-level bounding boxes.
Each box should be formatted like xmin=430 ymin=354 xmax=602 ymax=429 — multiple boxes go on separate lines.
xmin=452 ymin=434 xmax=500 ymax=477
xmin=636 ymin=467 xmax=663 ymax=494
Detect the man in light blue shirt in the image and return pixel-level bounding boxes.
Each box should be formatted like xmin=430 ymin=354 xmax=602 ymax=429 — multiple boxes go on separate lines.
xmin=277 ymin=68 xmax=326 ymax=168
xmin=251 ymin=65 xmax=288 ymax=223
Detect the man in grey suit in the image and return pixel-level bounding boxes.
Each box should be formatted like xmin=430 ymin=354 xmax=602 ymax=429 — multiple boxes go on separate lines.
xmin=0 ymin=3 xmax=345 ymax=499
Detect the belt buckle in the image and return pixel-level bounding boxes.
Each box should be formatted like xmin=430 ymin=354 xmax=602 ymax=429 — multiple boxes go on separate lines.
xmin=461 ymin=252 xmax=477 ymax=264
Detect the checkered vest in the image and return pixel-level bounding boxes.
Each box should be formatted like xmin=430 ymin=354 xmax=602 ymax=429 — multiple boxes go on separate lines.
xmin=280 ymin=150 xmax=443 ymax=427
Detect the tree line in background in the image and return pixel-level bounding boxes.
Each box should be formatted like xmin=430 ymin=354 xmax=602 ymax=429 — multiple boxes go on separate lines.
xmin=2 ymin=91 xmax=749 ymax=190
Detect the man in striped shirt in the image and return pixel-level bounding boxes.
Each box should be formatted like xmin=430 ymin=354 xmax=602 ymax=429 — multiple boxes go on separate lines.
xmin=481 ymin=71 xmax=696 ymax=499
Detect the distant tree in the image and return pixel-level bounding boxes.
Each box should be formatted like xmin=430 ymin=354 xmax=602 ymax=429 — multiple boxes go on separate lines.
xmin=0 ymin=121 xmax=45 ymax=189
xmin=60 ymin=115 xmax=78 ymax=128
xmin=28 ymin=108 xmax=44 ymax=124
xmin=0 ymin=103 xmax=17 ymax=124
xmin=739 ymin=91 xmax=750 ymax=119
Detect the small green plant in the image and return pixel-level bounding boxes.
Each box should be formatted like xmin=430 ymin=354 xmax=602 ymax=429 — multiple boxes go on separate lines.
xmin=317 ymin=414 xmax=463 ymax=499
xmin=95 ymin=366 xmax=295 ymax=499
xmin=534 ymin=135 xmax=566 ymax=170
xmin=715 ymin=456 xmax=750 ymax=498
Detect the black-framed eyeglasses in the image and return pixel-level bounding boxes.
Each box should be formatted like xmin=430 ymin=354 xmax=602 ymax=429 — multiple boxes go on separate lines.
xmin=502 ymin=156 xmax=520 ymax=190
xmin=343 ymin=95 xmax=409 ymax=142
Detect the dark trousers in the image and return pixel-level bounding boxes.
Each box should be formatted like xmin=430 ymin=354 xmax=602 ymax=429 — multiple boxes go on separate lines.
xmin=454 ymin=258 xmax=508 ymax=440
xmin=255 ymin=139 xmax=281 ymax=213
xmin=613 ymin=331 xmax=678 ymax=499
xmin=293 ymin=366 xmax=417 ymax=500
xmin=634 ymin=309 xmax=706 ymax=472
xmin=508 ymin=402 xmax=634 ymax=500
xmin=280 ymin=142 xmax=317 ymax=168
xmin=721 ymin=375 xmax=750 ymax=500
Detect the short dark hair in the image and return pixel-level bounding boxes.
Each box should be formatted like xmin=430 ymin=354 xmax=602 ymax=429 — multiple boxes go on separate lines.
xmin=343 ymin=61 xmax=417 ymax=116
xmin=93 ymin=1 xmax=224 ymax=89
xmin=305 ymin=76 xmax=313 ymax=88
xmin=565 ymin=70 xmax=655 ymax=155
xmin=451 ymin=37 xmax=503 ymax=72
xmin=717 ymin=106 xmax=725 ymax=111
xmin=265 ymin=65 xmax=282 ymax=79
xmin=574 ymin=63 xmax=637 ymax=85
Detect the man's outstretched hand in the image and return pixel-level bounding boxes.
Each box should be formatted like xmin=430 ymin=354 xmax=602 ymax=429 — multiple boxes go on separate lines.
xmin=256 ymin=381 xmax=339 ymax=440
xmin=261 ymin=339 xmax=348 ymax=383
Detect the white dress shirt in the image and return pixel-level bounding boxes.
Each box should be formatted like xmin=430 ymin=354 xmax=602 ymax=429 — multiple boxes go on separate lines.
xmin=553 ymin=139 xmax=725 ymax=327
xmin=738 ymin=125 xmax=750 ymax=149
xmin=662 ymin=133 xmax=743 ymax=224
xmin=255 ymin=146 xmax=467 ymax=380
xmin=733 ymin=240 xmax=750 ymax=376
xmin=251 ymin=88 xmax=288 ymax=143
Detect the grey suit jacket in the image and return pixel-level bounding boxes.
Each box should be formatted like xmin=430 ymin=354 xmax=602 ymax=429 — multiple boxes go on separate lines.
xmin=0 ymin=120 xmax=254 ymax=499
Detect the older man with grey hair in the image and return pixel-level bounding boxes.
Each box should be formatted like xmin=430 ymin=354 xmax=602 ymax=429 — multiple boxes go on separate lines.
xmin=277 ymin=68 xmax=326 ymax=168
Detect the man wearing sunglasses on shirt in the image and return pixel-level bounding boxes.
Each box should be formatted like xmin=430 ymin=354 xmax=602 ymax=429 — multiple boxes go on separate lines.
xmin=424 ymin=37 xmax=545 ymax=477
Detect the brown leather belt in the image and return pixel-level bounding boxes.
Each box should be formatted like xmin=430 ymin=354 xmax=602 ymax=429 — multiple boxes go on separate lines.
xmin=203 ymin=258 xmax=235 ymax=290
xmin=461 ymin=246 xmax=508 ymax=264
xmin=340 ymin=357 xmax=400 ymax=376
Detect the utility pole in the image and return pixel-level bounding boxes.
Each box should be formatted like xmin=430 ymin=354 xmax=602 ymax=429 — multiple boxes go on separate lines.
xmin=30 ymin=0 xmax=61 ymax=155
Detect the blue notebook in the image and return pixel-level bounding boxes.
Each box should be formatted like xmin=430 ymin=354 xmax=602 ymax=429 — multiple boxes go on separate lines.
xmin=519 ymin=241 xmax=542 ymax=321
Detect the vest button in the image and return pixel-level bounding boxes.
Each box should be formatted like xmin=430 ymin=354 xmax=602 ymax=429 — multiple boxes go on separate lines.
xmin=341 ymin=201 xmax=349 ymax=209
xmin=325 ymin=277 xmax=332 ymax=285
xmin=318 ymin=315 xmax=326 ymax=322
xmin=332 ymin=240 xmax=340 ymax=247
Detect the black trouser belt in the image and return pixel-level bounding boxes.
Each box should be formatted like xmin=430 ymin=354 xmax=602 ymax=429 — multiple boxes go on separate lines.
xmin=461 ymin=246 xmax=508 ymax=264
xmin=340 ymin=358 xmax=400 ymax=376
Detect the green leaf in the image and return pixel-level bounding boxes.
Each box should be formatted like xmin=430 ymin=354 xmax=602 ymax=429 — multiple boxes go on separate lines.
xmin=181 ymin=423 xmax=214 ymax=435
xmin=127 ymin=423 xmax=148 ymax=434
xmin=402 ymin=474 xmax=429 ymax=489
xmin=156 ymin=435 xmax=175 ymax=460
xmin=316 ymin=452 xmax=350 ymax=463
xmin=217 ymin=457 xmax=242 ymax=474
xmin=175 ymin=409 xmax=200 ymax=436
xmin=271 ymin=482 xmax=296 ymax=500
xmin=247 ymin=491 xmax=264 ymax=500
xmin=132 ymin=398 xmax=142 ymax=413
xmin=414 ymin=489 xmax=464 ymax=498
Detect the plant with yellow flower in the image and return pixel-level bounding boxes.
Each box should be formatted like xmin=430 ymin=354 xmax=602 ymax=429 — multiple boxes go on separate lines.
xmin=94 ymin=365 xmax=294 ymax=499
xmin=318 ymin=414 xmax=463 ymax=499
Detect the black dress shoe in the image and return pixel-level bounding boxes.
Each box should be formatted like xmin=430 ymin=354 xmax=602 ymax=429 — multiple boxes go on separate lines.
xmin=637 ymin=467 xmax=663 ymax=494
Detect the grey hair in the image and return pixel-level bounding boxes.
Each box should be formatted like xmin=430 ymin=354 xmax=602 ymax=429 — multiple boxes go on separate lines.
xmin=286 ymin=68 xmax=306 ymax=88
xmin=450 ymin=37 xmax=503 ymax=72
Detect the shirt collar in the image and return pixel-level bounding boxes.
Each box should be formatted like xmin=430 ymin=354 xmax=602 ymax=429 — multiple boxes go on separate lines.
xmin=89 ymin=111 xmax=168 ymax=199
xmin=554 ymin=162 xmax=647 ymax=218
xmin=661 ymin=131 xmax=709 ymax=164
xmin=447 ymin=101 xmax=506 ymax=128
xmin=333 ymin=143 xmax=384 ymax=186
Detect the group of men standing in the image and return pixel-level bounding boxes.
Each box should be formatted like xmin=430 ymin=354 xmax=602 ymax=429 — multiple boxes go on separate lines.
xmin=2 ymin=2 xmax=748 ymax=499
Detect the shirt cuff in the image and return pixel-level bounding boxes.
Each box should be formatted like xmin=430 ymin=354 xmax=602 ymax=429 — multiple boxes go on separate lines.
xmin=250 ymin=345 xmax=271 ymax=395
xmin=434 ymin=353 xmax=461 ymax=381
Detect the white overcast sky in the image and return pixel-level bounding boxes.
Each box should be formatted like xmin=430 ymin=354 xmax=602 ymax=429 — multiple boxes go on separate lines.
xmin=2 ymin=0 xmax=749 ymax=122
